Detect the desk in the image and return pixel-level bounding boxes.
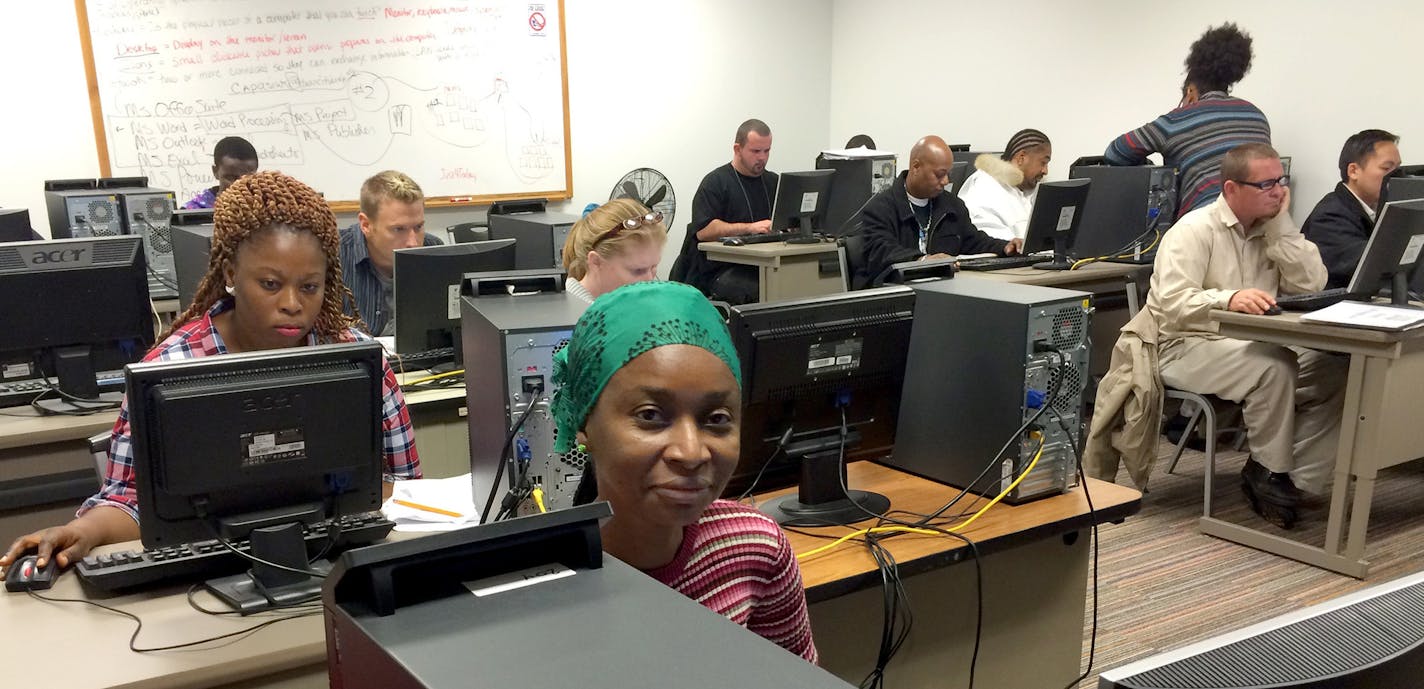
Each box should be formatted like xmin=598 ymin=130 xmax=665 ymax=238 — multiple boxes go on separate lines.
xmin=958 ymin=261 xmax=1150 ymax=375
xmin=699 ymin=240 xmax=845 ymax=302
xmin=1207 ymin=310 xmax=1424 ymax=577
xmin=771 ymin=462 xmax=1141 ymax=689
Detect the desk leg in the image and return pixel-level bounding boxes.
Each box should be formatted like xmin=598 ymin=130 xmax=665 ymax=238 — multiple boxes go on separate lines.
xmin=1340 ymin=356 xmax=1391 ymax=564
xmin=808 ymin=531 xmax=1089 ymax=689
xmin=1324 ymin=354 xmax=1367 ymax=555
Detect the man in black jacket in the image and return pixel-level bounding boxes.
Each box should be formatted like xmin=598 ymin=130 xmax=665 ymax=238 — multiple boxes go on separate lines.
xmin=1302 ymin=129 xmax=1401 ymax=288
xmin=853 ymin=135 xmax=1022 ymax=288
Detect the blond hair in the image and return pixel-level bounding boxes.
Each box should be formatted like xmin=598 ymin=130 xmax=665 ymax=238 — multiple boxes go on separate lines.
xmin=359 ymin=170 xmax=424 ymax=220
xmin=561 ymin=199 xmax=667 ymax=280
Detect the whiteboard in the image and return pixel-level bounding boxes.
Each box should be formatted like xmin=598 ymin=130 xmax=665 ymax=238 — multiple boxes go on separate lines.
xmin=78 ymin=0 xmax=571 ymax=208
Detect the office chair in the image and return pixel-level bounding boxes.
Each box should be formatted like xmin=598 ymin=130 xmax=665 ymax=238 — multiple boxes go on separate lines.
xmin=88 ymin=431 xmax=111 ymax=485
xmin=839 ymin=232 xmax=868 ymax=290
xmin=845 ymin=134 xmax=876 ymax=150
xmin=447 ymin=222 xmax=489 ymax=243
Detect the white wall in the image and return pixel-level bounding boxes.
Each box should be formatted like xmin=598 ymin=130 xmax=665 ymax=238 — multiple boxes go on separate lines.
xmin=829 ymin=0 xmax=1424 ymax=215
xmin=0 ymin=0 xmax=834 ymax=279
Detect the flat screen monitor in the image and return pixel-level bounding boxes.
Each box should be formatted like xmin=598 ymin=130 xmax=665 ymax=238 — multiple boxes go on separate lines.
xmin=393 ymin=239 xmax=517 ymax=357
xmin=127 ymin=340 xmax=388 ymax=611
xmin=947 ymin=160 xmax=972 ymax=197
xmin=1022 ymin=179 xmax=1092 ymax=270
xmin=0 ymin=208 xmax=35 ymax=242
xmin=171 ymin=221 xmax=214 ymax=310
xmin=769 ymin=169 xmax=836 ymax=244
xmin=1380 ymin=167 xmax=1424 ymax=212
xmin=725 ymin=286 xmax=916 ymax=526
xmin=1346 ymin=199 xmax=1424 ymax=306
xmin=0 ymin=236 xmax=154 ymax=411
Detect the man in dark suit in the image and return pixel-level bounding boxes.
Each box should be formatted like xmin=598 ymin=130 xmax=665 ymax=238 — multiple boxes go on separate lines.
xmin=1301 ymin=130 xmax=1401 ymax=288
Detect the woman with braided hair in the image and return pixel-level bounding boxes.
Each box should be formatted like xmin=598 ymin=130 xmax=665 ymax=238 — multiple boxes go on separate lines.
xmin=0 ymin=171 xmax=421 ymax=573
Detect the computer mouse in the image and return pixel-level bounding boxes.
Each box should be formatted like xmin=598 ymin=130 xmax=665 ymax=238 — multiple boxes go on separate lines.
xmin=5 ymin=554 xmax=58 ymax=592
xmin=722 ymin=237 xmax=746 ymax=246
xmin=1263 ymin=305 xmax=1283 ymax=316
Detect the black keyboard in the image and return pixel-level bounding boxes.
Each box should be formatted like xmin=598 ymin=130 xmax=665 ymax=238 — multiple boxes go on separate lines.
xmin=721 ymin=233 xmax=795 ymax=246
xmin=75 ymin=511 xmax=393 ymax=592
xmin=393 ymin=346 xmax=455 ymax=371
xmin=0 ymin=370 xmax=125 ymax=408
xmin=1276 ymin=288 xmax=1350 ymax=311
xmin=956 ymin=255 xmax=1049 ymax=271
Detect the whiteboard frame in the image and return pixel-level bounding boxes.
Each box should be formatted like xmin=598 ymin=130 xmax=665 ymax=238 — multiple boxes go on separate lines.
xmin=74 ymin=0 xmax=573 ymax=211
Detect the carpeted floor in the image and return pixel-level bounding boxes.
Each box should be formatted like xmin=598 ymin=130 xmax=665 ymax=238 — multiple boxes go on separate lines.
xmin=1072 ymin=440 xmax=1424 ymax=687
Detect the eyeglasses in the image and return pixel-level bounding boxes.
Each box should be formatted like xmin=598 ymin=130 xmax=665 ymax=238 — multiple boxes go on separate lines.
xmin=592 ymin=211 xmax=663 ymax=248
xmin=1233 ymin=175 xmax=1291 ymax=191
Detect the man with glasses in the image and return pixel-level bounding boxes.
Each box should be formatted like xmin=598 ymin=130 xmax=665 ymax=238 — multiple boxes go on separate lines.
xmin=1146 ymin=143 xmax=1344 ymax=528
xmin=1302 ymin=130 xmax=1402 ymax=288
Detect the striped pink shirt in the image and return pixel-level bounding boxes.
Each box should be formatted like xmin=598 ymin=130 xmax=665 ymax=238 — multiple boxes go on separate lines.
xmin=645 ymin=500 xmax=818 ymax=663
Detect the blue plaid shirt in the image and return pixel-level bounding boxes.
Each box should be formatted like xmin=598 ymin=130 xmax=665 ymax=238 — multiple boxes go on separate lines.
xmin=79 ymin=299 xmax=421 ymax=522
xmin=338 ymin=223 xmax=442 ymax=335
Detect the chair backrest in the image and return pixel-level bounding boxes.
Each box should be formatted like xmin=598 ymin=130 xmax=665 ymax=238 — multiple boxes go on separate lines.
xmin=669 ymin=222 xmax=694 ymax=283
xmin=840 ymin=232 xmax=868 ymax=290
xmin=87 ymin=431 xmax=111 ymax=485
xmin=447 ymin=222 xmax=490 ymax=244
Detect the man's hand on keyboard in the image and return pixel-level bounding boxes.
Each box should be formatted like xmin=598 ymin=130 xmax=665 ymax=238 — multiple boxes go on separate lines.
xmin=922 ymin=253 xmax=951 ymax=262
xmin=746 ymin=220 xmax=772 ymax=234
xmin=1229 ymin=288 xmax=1277 ymax=315
xmin=1004 ymin=238 xmax=1024 ymax=255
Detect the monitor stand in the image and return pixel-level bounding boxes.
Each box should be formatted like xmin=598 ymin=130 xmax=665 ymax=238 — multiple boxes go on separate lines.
xmin=33 ymin=345 xmax=123 ymax=413
xmin=759 ymin=449 xmax=889 ymax=527
xmin=207 ymin=522 xmax=325 ymax=614
xmin=1387 ymin=271 xmax=1416 ymax=307
xmin=783 ymin=213 xmax=821 ymax=245
xmin=1032 ymin=237 xmax=1074 ymax=271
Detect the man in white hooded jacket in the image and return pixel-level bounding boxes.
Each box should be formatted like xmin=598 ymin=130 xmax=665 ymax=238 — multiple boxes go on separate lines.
xmin=957 ymin=129 xmax=1052 ymax=241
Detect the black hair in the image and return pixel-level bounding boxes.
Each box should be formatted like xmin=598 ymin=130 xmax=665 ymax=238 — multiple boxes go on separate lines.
xmin=1338 ymin=129 xmax=1399 ymax=182
xmin=735 ymin=119 xmax=771 ymax=146
xmin=212 ymin=136 xmax=258 ymax=166
xmin=1184 ymin=23 xmax=1253 ymax=93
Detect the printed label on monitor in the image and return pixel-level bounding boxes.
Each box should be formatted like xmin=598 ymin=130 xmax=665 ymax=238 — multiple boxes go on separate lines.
xmin=1402 ymin=235 xmax=1424 ymax=266
xmin=806 ymin=337 xmax=863 ymax=375
xmin=447 ymin=283 xmax=462 ymax=320
xmin=2 ymin=362 xmax=31 ymax=380
xmin=1056 ymin=207 xmax=1076 ymax=232
xmin=800 ymin=192 xmax=819 ymax=213
xmin=239 ymin=428 xmax=308 ymax=466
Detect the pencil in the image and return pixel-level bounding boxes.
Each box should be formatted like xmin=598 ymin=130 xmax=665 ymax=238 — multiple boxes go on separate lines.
xmin=392 ymin=498 xmax=464 ymax=519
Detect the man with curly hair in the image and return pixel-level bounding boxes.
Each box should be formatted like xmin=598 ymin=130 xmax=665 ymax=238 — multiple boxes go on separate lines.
xmin=1105 ymin=23 xmax=1271 ymax=217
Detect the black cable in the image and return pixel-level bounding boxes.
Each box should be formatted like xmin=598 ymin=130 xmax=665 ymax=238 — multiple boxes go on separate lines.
xmin=481 ymin=398 xmax=541 ymax=521
xmin=194 ymin=506 xmax=328 ymax=580
xmin=26 ymin=589 xmax=317 ymax=652
xmin=737 ymin=426 xmax=796 ymax=505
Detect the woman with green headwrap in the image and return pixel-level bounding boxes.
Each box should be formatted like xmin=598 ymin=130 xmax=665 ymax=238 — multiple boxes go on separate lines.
xmin=552 ymin=281 xmax=817 ymax=663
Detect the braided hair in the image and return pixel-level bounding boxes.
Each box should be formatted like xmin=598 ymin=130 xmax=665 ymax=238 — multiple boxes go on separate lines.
xmin=165 ymin=170 xmax=363 ymax=341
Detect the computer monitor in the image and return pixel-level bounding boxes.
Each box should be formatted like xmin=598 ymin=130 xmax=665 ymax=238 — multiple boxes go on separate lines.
xmin=947 ymin=160 xmax=972 ymax=196
xmin=1022 ymin=179 xmax=1093 ymax=270
xmin=127 ymin=340 xmax=388 ymax=612
xmin=0 ymin=209 xmax=35 ymax=242
xmin=725 ymin=286 xmax=916 ymax=526
xmin=393 ymin=238 xmax=517 ymax=358
xmin=0 ymin=236 xmax=154 ymax=411
xmin=769 ymin=170 xmax=836 ymax=244
xmin=1380 ymin=166 xmax=1424 ymax=214
xmin=1346 ymin=199 xmax=1424 ymax=306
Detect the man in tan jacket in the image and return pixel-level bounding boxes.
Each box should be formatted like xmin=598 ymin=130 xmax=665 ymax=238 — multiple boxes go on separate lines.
xmin=1147 ymin=143 xmax=1345 ymax=527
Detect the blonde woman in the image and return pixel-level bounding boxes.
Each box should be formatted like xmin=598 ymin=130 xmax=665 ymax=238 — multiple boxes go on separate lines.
xmin=561 ymin=199 xmax=667 ymax=303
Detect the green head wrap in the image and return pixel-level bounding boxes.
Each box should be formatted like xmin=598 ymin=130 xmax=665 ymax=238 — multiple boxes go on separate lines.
xmin=551 ymin=281 xmax=741 ymax=453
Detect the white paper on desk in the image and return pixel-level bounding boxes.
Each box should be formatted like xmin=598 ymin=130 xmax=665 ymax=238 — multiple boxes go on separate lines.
xmin=382 ymin=473 xmax=480 ymax=531
xmin=820 ymin=147 xmax=887 ymax=159
xmin=1298 ymin=301 xmax=1424 ymax=331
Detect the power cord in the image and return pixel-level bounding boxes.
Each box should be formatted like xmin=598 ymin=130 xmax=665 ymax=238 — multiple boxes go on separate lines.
xmin=736 ymin=426 xmax=796 ymax=506
xmin=25 ymin=589 xmax=317 ymax=652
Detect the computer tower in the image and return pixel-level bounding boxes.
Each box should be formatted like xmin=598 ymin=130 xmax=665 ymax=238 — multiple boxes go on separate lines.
xmin=487 ymin=211 xmax=577 ymax=270
xmin=172 ymin=222 xmax=215 ymax=309
xmin=462 ymin=293 xmax=588 ymax=520
xmin=1069 ymin=161 xmax=1177 ymax=262
xmin=888 ymin=279 xmax=1091 ymax=504
xmin=815 ymin=151 xmax=897 ymax=235
xmin=115 ymin=187 xmax=178 ymax=299
xmin=45 ymin=188 xmax=124 ymax=238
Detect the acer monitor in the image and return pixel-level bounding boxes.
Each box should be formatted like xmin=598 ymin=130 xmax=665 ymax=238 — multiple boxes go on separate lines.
xmin=126 ymin=341 xmax=389 ymax=612
xmin=769 ymin=170 xmax=836 ymax=244
xmin=0 ymin=236 xmax=154 ymax=411
xmin=393 ymin=239 xmax=516 ymax=366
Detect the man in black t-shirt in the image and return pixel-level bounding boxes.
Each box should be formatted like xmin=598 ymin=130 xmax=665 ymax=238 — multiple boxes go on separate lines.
xmin=671 ymin=118 xmax=779 ymax=300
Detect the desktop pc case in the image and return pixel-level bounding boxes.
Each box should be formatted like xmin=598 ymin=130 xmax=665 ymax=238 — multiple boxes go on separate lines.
xmin=815 ymin=152 xmax=896 ymax=235
xmin=1068 ymin=162 xmax=1177 ymax=262
xmin=888 ymin=280 xmax=1091 ymax=504
xmin=45 ymin=188 xmax=124 ymax=238
xmin=487 ymin=211 xmax=577 ymax=270
xmin=114 ymin=187 xmax=178 ymax=299
xmin=462 ymin=293 xmax=588 ymax=519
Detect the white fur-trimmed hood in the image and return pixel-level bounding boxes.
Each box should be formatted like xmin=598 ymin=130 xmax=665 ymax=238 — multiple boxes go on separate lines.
xmin=974 ymin=154 xmax=1024 ymax=188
